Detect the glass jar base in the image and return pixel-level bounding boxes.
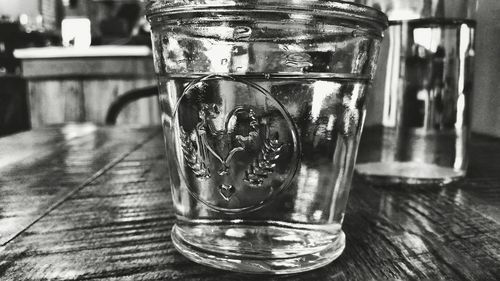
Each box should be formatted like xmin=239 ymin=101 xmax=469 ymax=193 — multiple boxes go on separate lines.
xmin=171 ymin=223 xmax=346 ymax=274
xmin=355 ymin=161 xmax=465 ymax=185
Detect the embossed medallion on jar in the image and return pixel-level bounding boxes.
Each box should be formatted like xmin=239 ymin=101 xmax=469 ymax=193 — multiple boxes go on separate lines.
xmin=173 ymin=75 xmax=300 ymax=213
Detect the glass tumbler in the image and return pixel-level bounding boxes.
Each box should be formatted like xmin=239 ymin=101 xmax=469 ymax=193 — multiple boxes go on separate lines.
xmin=355 ymin=0 xmax=477 ymax=185
xmin=147 ymin=0 xmax=387 ymax=274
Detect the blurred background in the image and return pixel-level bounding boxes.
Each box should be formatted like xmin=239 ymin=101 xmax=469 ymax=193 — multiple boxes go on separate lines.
xmin=359 ymin=0 xmax=500 ymax=139
xmin=0 ymin=0 xmax=499 ymax=138
xmin=0 ymin=0 xmax=155 ymax=137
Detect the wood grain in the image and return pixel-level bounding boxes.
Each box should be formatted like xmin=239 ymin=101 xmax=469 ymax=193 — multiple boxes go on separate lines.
xmin=0 ymin=126 xmax=499 ymax=280
xmin=63 ymin=80 xmax=86 ymax=122
xmin=0 ymin=125 xmax=160 ymax=246
xmin=82 ymin=80 xmax=120 ymax=125
xmin=20 ymin=57 xmax=155 ymax=79
xmin=110 ymin=79 xmax=159 ymax=126
xmin=27 ymin=78 xmax=159 ymax=127
xmin=28 ymin=81 xmax=68 ymax=126
xmin=20 ymin=56 xmax=158 ymax=127
xmin=82 ymin=78 xmax=159 ymax=126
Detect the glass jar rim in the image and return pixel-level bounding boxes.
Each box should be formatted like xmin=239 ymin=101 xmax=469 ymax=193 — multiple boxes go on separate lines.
xmin=146 ymin=0 xmax=388 ymax=31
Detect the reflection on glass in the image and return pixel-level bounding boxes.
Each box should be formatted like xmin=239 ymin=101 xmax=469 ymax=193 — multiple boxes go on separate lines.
xmin=357 ymin=18 xmax=475 ymax=185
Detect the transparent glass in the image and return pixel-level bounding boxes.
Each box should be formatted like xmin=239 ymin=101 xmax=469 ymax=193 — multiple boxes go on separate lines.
xmin=147 ymin=0 xmax=387 ymax=274
xmin=354 ymin=0 xmax=477 ymax=185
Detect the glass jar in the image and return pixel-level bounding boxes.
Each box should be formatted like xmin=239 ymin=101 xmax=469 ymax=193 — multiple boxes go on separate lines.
xmin=147 ymin=0 xmax=387 ymax=273
xmin=355 ymin=0 xmax=477 ymax=185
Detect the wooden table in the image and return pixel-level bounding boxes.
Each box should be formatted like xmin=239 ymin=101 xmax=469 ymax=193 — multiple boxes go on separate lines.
xmin=0 ymin=124 xmax=499 ymax=280
xmin=14 ymin=47 xmax=159 ymax=127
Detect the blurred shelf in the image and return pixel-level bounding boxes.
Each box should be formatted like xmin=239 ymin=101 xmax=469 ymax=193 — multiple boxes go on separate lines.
xmin=14 ymin=46 xmax=158 ymax=128
xmin=13 ymin=46 xmax=152 ymax=59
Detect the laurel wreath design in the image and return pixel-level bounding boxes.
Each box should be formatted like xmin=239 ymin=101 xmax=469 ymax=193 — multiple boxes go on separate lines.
xmin=179 ymin=127 xmax=211 ymax=179
xmin=179 ymin=105 xmax=284 ymax=189
xmin=243 ymin=133 xmax=284 ymax=187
